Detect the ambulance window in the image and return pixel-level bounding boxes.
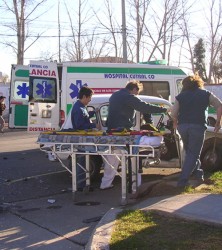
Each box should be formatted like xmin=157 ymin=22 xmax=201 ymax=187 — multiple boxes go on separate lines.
xmin=140 ymin=81 xmax=170 ymax=100
xmin=12 ymin=81 xmax=29 ymax=101
xmin=29 ymin=77 xmax=57 ymax=103
xmin=176 ymin=79 xmax=183 ymax=93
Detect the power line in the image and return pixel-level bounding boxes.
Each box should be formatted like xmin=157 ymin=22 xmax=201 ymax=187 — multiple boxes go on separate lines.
xmin=0 ymin=31 xmax=122 ymax=38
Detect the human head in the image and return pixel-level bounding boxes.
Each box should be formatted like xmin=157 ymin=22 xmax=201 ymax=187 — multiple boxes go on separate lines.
xmin=78 ymin=86 xmax=94 ymax=105
xmin=181 ymin=75 xmax=204 ymax=91
xmin=0 ymin=96 xmax=6 ymax=102
xmin=125 ymin=80 xmax=143 ymax=95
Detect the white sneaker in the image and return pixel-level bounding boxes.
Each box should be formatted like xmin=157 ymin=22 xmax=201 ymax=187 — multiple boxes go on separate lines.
xmin=100 ymin=184 xmax=114 ymax=190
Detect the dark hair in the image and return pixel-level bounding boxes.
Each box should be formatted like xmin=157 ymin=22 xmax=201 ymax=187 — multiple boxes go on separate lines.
xmin=182 ymin=75 xmax=204 ymax=91
xmin=125 ymin=80 xmax=142 ymax=92
xmin=78 ymin=86 xmax=94 ymax=99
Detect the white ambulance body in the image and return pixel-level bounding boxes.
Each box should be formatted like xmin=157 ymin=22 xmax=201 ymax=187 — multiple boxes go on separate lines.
xmin=9 ymin=65 xmax=29 ymax=128
xmin=60 ymin=62 xmax=186 ymax=120
xmin=204 ymin=84 xmax=222 ymax=126
xmin=9 ymin=61 xmax=186 ymax=131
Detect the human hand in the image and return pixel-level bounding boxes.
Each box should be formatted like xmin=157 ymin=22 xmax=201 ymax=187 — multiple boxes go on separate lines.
xmin=165 ymin=107 xmax=171 ymax=115
xmin=96 ymin=123 xmax=102 ymax=130
xmin=173 ymin=119 xmax=178 ymax=130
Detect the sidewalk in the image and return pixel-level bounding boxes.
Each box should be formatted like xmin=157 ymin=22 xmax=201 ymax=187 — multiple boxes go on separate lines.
xmin=87 ymin=190 xmax=222 ymax=249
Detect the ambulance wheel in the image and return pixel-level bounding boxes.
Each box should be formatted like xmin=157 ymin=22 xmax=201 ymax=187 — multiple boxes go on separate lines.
xmin=201 ymin=140 xmax=222 ymax=172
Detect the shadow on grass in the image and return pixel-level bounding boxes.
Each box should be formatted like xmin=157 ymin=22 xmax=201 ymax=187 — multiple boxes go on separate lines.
xmin=110 ymin=209 xmax=222 ymax=250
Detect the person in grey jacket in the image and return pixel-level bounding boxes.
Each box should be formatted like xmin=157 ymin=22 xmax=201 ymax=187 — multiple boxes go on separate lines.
xmin=100 ymin=80 xmax=167 ymax=190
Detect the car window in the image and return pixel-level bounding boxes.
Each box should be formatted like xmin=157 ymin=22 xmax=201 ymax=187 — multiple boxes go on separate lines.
xmin=87 ymin=106 xmax=97 ymax=124
xmin=99 ymin=105 xmax=109 ymax=127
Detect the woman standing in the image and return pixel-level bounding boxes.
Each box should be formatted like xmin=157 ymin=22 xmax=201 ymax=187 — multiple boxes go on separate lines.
xmin=171 ymin=75 xmax=222 ymax=187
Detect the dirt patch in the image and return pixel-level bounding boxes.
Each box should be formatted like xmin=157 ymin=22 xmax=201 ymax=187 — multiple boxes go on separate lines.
xmin=130 ymin=180 xmax=182 ymax=200
xmin=134 ymin=168 xmax=213 ymax=200
xmin=147 ymin=180 xmax=183 ymax=197
xmin=128 ymin=168 xmax=181 ymax=199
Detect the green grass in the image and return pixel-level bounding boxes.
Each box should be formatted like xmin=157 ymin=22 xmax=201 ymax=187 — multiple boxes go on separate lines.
xmin=110 ymin=210 xmax=222 ymax=250
xmin=110 ymin=171 xmax=222 ymax=250
xmin=186 ymin=171 xmax=222 ymax=194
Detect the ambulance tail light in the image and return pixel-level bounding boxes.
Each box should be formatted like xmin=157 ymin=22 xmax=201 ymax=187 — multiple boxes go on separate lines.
xmin=60 ymin=109 xmax=65 ymax=126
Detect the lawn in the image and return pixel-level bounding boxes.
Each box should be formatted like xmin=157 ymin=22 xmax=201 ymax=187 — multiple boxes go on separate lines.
xmin=110 ymin=171 xmax=222 ymax=250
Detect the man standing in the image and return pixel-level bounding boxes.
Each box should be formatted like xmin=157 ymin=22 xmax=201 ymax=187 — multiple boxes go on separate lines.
xmin=100 ymin=80 xmax=167 ymax=190
xmin=107 ymin=81 xmax=166 ymax=130
xmin=0 ymin=96 xmax=6 ymax=133
xmin=71 ymin=86 xmax=100 ymax=130
xmin=71 ymin=86 xmax=100 ymax=191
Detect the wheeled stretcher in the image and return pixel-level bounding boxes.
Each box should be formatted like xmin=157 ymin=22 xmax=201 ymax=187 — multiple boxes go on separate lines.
xmin=37 ymin=131 xmax=164 ymax=204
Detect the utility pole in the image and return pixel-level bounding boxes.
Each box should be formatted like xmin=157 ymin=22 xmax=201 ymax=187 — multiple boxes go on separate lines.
xmin=58 ymin=0 xmax=61 ymax=63
xmin=122 ymin=0 xmax=127 ymax=63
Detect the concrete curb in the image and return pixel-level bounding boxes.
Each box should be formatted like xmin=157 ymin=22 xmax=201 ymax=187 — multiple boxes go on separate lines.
xmin=85 ymin=191 xmax=222 ymax=249
xmin=85 ymin=207 xmax=123 ymax=250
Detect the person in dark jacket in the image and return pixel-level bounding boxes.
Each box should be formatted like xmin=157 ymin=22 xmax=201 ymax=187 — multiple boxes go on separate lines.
xmin=71 ymin=86 xmax=100 ymax=191
xmin=0 ymin=96 xmax=6 ymax=133
xmin=107 ymin=81 xmax=167 ymax=130
xmin=171 ymin=75 xmax=222 ymax=187
xmin=100 ymin=81 xmax=167 ymax=190
xmin=71 ymin=86 xmax=100 ymax=130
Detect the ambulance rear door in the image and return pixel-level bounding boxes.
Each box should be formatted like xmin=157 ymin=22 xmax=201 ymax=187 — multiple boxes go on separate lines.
xmin=27 ymin=61 xmax=60 ymax=132
xmin=9 ymin=64 xmax=29 ymax=128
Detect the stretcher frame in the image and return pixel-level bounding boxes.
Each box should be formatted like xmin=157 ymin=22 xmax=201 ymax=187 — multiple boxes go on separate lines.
xmin=39 ymin=141 xmax=161 ymax=205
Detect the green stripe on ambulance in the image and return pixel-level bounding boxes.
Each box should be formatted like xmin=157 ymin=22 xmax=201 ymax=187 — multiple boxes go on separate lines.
xmin=67 ymin=67 xmax=186 ymax=75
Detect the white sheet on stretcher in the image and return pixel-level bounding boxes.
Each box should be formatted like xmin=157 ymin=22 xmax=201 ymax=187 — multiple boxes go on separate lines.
xmin=139 ymin=135 xmax=163 ymax=147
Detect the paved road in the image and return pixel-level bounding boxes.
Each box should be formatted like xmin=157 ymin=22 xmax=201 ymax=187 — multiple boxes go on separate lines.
xmin=0 ymin=130 xmax=135 ymax=249
xmin=0 ymin=129 xmax=181 ymax=249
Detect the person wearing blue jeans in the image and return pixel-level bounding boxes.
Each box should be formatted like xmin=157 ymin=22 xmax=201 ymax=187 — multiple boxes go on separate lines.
xmin=71 ymin=86 xmax=101 ymax=190
xmin=171 ymin=75 xmax=222 ymax=187
xmin=100 ymin=80 xmax=167 ymax=189
xmin=177 ymin=124 xmax=206 ymax=187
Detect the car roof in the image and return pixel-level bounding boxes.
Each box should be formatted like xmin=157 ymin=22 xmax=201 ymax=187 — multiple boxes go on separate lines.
xmin=90 ymin=94 xmax=172 ymax=106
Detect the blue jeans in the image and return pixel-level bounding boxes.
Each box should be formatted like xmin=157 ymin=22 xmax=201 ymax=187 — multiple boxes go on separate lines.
xmin=177 ymin=124 xmax=206 ymax=187
xmin=76 ymin=155 xmax=86 ymax=189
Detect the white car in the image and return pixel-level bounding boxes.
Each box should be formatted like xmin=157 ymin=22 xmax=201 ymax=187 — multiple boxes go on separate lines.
xmin=201 ymin=126 xmax=222 ymax=172
xmin=38 ymin=94 xmax=182 ymax=179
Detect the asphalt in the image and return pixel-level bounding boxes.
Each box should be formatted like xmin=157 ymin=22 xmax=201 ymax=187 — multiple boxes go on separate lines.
xmin=3 ymin=181 xmax=222 ymax=250
xmin=1 ymin=128 xmax=222 ymax=249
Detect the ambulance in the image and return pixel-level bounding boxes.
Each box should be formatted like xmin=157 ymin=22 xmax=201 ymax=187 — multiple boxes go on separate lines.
xmin=204 ymin=84 xmax=222 ymax=126
xmin=9 ymin=61 xmax=186 ymax=130
xmin=0 ymin=83 xmax=10 ymax=121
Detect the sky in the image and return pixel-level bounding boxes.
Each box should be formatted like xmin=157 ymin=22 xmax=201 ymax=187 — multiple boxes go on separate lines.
xmin=0 ymin=0 xmax=212 ymax=79
xmin=0 ymin=0 xmax=122 ymax=78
